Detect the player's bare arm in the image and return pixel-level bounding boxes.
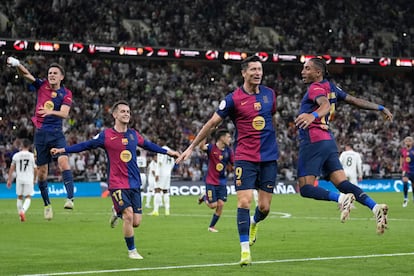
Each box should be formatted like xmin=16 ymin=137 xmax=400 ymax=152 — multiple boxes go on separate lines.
xmin=176 ymin=112 xmax=223 ymax=163
xmin=7 ymin=57 xmax=36 ymax=83
xmin=38 ymin=104 xmax=71 ymax=118
xmin=50 ymin=148 xmax=65 ymax=155
xmin=166 ymin=150 xmax=180 ymax=159
xmin=199 ymin=137 xmax=208 ymax=152
xmin=345 ymin=94 xmax=393 ymax=121
xmin=295 ymin=96 xmax=330 ymax=129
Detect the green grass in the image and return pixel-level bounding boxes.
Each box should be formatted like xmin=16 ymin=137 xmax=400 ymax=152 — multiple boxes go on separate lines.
xmin=0 ymin=192 xmax=413 ymax=275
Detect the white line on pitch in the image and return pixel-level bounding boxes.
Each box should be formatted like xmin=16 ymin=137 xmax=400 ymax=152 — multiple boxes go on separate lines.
xmin=18 ymin=252 xmax=414 ymax=276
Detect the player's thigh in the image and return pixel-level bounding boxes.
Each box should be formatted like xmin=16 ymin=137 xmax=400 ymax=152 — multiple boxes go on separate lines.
xmin=234 ymin=160 xmax=259 ymax=191
xmin=34 ymin=140 xmax=52 ymax=166
xmin=206 ymin=184 xmax=227 ymax=203
xmin=22 ymin=183 xmax=34 ymax=197
xmin=256 ymin=161 xmax=277 ymax=193
xmin=157 ymin=176 xmax=170 ymax=190
xmin=298 ymin=140 xmax=337 ymax=178
xmin=111 ymin=189 xmax=142 ymax=215
xmin=15 ymin=182 xmax=23 ymax=196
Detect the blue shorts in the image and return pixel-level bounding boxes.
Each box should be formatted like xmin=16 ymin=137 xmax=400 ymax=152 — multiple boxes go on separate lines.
xmin=297 ymin=140 xmax=343 ymax=178
xmin=234 ymin=160 xmax=277 ymax=193
xmin=205 ymin=184 xmax=227 ymax=203
xmin=110 ymin=188 xmax=142 ymax=215
xmin=34 ymin=129 xmax=68 ymax=166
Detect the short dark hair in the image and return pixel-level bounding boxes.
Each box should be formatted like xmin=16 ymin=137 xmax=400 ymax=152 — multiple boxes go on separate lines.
xmin=241 ymin=55 xmax=261 ymax=70
xmin=21 ymin=138 xmax=31 ymax=148
xmin=214 ymin=129 xmax=230 ymax=141
xmin=48 ymin=63 xmax=65 ymax=76
xmin=309 ymin=57 xmax=329 ymax=78
xmin=111 ymin=100 xmax=129 ymax=113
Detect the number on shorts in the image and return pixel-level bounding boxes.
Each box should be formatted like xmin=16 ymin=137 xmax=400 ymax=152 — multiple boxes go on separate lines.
xmin=111 ymin=189 xmax=123 ymax=203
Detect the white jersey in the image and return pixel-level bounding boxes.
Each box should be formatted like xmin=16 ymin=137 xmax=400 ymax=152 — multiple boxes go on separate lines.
xmin=339 ymin=149 xmax=362 ymax=185
xmin=136 ymin=156 xmax=147 ymax=168
xmin=11 ymin=150 xmax=36 ymax=185
xmin=156 ymin=146 xmax=175 ymax=189
xmin=147 ymin=159 xmax=158 ymax=190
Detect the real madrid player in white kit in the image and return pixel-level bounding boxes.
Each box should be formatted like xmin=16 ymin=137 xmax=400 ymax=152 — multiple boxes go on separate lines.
xmin=149 ymin=137 xmax=175 ymax=216
xmin=339 ymin=144 xmax=363 ymax=186
xmin=7 ymin=139 xmax=37 ymax=222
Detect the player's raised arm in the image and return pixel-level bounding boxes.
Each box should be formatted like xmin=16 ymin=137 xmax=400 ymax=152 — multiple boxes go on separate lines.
xmin=176 ymin=112 xmax=223 ymax=163
xmin=7 ymin=57 xmax=36 ymax=83
xmin=344 ymin=94 xmax=393 ymax=121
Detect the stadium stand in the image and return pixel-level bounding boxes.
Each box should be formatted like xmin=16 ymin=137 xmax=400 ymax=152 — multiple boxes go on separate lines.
xmin=0 ymin=0 xmax=413 ymax=181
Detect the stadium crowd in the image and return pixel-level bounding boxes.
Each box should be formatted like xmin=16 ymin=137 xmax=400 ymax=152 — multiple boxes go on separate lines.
xmin=0 ymin=55 xmax=412 ymax=182
xmin=1 ymin=0 xmax=413 ymax=56
xmin=0 ymin=0 xmax=413 ymax=182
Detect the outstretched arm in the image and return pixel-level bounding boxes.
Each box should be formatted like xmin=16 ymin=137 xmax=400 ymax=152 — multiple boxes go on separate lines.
xmin=7 ymin=57 xmax=36 ymax=83
xmin=176 ymin=112 xmax=223 ymax=163
xmin=344 ymin=94 xmax=393 ymax=121
xmin=6 ymin=163 xmax=16 ymax=188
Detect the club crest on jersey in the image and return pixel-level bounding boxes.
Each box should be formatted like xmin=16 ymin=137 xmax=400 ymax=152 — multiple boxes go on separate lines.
xmin=51 ymin=91 xmax=57 ymax=98
xmin=406 ymin=157 xmax=411 ymax=163
xmin=216 ymin=163 xmax=224 ymax=171
xmin=254 ymin=102 xmax=262 ymax=111
xmin=122 ymin=138 xmax=128 ymax=145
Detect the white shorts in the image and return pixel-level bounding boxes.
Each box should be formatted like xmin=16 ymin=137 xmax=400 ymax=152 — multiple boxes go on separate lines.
xmin=140 ymin=173 xmax=147 ymax=188
xmin=147 ymin=178 xmax=156 ymax=192
xmin=155 ymin=175 xmax=171 ymax=190
xmin=16 ymin=181 xmax=34 ymax=197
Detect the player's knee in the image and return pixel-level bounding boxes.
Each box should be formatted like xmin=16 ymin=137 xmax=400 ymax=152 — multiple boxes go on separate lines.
xmin=257 ymin=204 xmax=270 ymax=214
xmin=208 ymin=202 xmax=217 ymax=209
xmin=122 ymin=208 xmax=133 ymax=221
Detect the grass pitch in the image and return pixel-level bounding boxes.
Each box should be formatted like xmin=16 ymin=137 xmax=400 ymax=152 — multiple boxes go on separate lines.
xmin=0 ymin=192 xmax=413 ymax=275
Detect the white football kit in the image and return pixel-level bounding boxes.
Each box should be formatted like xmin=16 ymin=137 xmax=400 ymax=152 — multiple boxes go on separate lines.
xmin=11 ymin=150 xmax=37 ymax=196
xmin=156 ymin=146 xmax=175 ymax=190
xmin=339 ymin=149 xmax=363 ymax=185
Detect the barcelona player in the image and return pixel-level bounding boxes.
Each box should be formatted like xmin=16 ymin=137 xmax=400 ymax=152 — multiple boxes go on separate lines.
xmin=51 ymin=100 xmax=180 ymax=259
xmin=295 ymin=57 xmax=393 ymax=234
xmin=177 ymin=55 xmax=279 ymax=266
xmin=7 ymin=56 xmax=75 ymax=220
xmin=198 ymin=129 xmax=234 ymax=233
xmin=400 ymin=136 xmax=414 ymax=207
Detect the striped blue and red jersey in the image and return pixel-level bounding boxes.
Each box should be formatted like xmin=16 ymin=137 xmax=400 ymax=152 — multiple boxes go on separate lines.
xmin=31 ymin=78 xmax=73 ymax=131
xmin=204 ymin=143 xmax=234 ymax=186
xmin=401 ymin=147 xmax=414 ymax=174
xmin=298 ymin=80 xmax=348 ymax=144
xmin=64 ymin=128 xmax=167 ymax=190
xmin=216 ymin=85 xmax=278 ymax=162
